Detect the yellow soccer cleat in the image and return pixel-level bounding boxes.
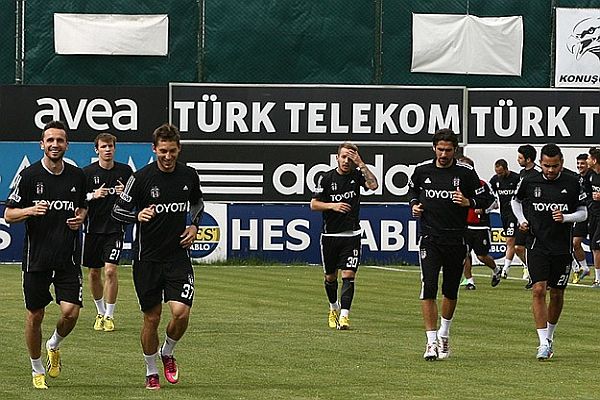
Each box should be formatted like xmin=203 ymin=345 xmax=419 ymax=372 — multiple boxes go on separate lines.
xmin=337 ymin=316 xmax=350 ymax=330
xmin=32 ymin=373 xmax=48 ymax=389
xmin=327 ymin=309 xmax=339 ymax=329
xmin=93 ymin=314 xmax=104 ymax=331
xmin=572 ymin=270 xmax=581 ymax=284
xmin=103 ymin=316 xmax=115 ymax=332
xmin=46 ymin=348 xmax=61 ymax=378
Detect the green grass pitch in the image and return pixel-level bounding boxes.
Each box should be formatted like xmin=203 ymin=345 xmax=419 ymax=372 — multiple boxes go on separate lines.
xmin=0 ymin=263 xmax=598 ymax=399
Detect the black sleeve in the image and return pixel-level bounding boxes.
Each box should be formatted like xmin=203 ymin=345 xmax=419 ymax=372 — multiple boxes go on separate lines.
xmin=408 ymin=168 xmax=421 ymax=207
xmin=189 ymin=171 xmax=204 ymax=227
xmin=112 ymin=174 xmax=139 ymax=225
xmin=514 ymin=177 xmax=527 ymax=201
xmin=312 ymin=172 xmax=329 ymax=201
xmin=5 ymin=171 xmax=29 ymax=208
xmin=468 ymin=170 xmax=494 ymax=210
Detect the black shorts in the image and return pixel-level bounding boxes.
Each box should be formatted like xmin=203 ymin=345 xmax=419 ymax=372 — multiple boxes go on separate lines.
xmin=419 ymin=236 xmax=467 ymax=301
xmin=526 ymin=250 xmax=571 ymax=289
xmin=515 ymin=229 xmax=528 ymax=246
xmin=500 ymin=214 xmax=518 ymax=238
xmin=23 ymin=267 xmax=83 ymax=310
xmin=573 ymin=220 xmax=588 ymax=238
xmin=465 ymin=229 xmax=491 ymax=256
xmin=132 ymin=259 xmax=195 ymax=312
xmin=320 ymin=234 xmax=361 ymax=275
xmin=82 ymin=232 xmax=124 ymax=268
xmin=588 ymin=215 xmax=600 ymax=250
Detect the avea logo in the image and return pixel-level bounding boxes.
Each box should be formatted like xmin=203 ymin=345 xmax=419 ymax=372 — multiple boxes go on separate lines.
xmin=532 ymin=202 xmax=568 ymax=212
xmin=330 ymin=191 xmax=356 ymax=202
xmin=424 ymin=189 xmax=454 ymax=199
xmin=34 ymin=97 xmax=138 ymax=131
xmin=190 ymin=211 xmax=221 ymax=258
xmin=154 ymin=202 xmax=188 ymax=214
xmin=33 ymin=199 xmax=75 ymax=211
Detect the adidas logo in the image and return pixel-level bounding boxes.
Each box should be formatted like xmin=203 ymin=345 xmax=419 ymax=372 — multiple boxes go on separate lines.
xmin=183 ymin=185 xmax=188 ymax=190
xmin=424 ymin=178 xmax=432 ymax=184
xmin=350 ymin=180 xmax=355 ymax=184
xmin=561 ymin=189 xmax=567 ymax=193
xmin=70 ymin=187 xmax=76 ymax=192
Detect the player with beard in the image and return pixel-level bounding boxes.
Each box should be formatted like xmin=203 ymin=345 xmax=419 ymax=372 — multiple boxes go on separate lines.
xmin=311 ymin=142 xmax=378 ymax=330
xmin=409 ymin=129 xmax=493 ymax=361
xmin=5 ymin=121 xmax=87 ymax=389
xmin=112 ymin=124 xmax=203 ymax=390
xmin=511 ymin=143 xmax=586 ymax=360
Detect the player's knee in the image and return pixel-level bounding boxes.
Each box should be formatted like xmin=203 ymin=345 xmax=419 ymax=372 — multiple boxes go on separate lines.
xmin=324 ymin=274 xmax=337 ymax=283
xmin=104 ymin=266 xmax=118 ymax=280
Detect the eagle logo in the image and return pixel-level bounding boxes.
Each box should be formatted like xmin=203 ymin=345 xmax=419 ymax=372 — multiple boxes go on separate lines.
xmin=567 ymin=17 xmax=600 ymax=61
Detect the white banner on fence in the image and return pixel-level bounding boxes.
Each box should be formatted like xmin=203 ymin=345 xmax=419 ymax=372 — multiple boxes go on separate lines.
xmin=411 ymin=14 xmax=523 ymax=76
xmin=54 ymin=13 xmax=169 ymax=56
xmin=555 ymin=8 xmax=600 ymax=88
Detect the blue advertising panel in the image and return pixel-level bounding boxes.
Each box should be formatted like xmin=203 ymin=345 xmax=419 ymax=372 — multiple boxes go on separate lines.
xmin=0 ymin=142 xmax=155 ymax=200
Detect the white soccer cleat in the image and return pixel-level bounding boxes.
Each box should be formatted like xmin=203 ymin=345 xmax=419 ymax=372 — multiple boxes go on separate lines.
xmin=437 ymin=336 xmax=450 ymax=360
xmin=423 ymin=343 xmax=438 ymax=361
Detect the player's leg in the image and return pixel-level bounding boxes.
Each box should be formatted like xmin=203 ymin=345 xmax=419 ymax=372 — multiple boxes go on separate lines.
xmin=474 ymin=230 xmax=502 ymax=287
xmin=46 ymin=267 xmax=83 ymax=377
xmin=462 ymin=231 xmax=476 ymax=290
xmin=437 ymin=243 xmax=467 ymax=359
xmin=83 ymin=234 xmax=106 ymax=330
xmin=543 ymin=254 xmax=571 ymax=359
xmin=102 ymin=233 xmax=123 ymax=331
xmin=337 ymin=235 xmax=360 ymax=330
xmin=321 ymin=235 xmax=340 ymax=328
xmin=132 ymin=260 xmax=163 ymax=389
xmin=419 ymin=237 xmax=443 ymax=360
xmin=572 ymin=220 xmax=589 ymax=282
xmin=527 ymin=250 xmax=553 ymax=360
xmin=501 ymin=217 xmax=517 ymax=278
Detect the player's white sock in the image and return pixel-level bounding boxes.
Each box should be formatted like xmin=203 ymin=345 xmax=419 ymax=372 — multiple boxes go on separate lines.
xmin=94 ymin=298 xmax=106 ymax=315
xmin=580 ymin=259 xmax=588 ymax=270
xmin=105 ymin=303 xmax=115 ymax=318
xmin=340 ymin=309 xmax=349 ymax=318
xmin=537 ymin=328 xmax=548 ymax=347
xmin=467 ymin=277 xmax=475 ymax=285
xmin=426 ymin=330 xmax=437 ymax=345
xmin=503 ymin=258 xmax=512 ymax=270
xmin=438 ymin=317 xmax=452 ymax=337
xmin=595 ymin=268 xmax=600 ymax=282
xmin=30 ymin=357 xmax=45 ymax=375
xmin=571 ymin=259 xmax=581 ymax=273
xmin=329 ymin=301 xmax=340 ymax=311
xmin=46 ymin=329 xmax=64 ymax=350
xmin=144 ymin=352 xmax=159 ymax=376
xmin=547 ymin=322 xmax=557 ymax=341
xmin=160 ymin=335 xmax=178 ymax=357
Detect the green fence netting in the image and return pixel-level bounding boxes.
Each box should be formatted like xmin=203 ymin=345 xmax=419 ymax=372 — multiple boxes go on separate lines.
xmin=0 ymin=2 xmax=16 ymax=83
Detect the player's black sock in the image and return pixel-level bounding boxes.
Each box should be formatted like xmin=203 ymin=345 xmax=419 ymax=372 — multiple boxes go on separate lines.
xmin=340 ymin=278 xmax=355 ymax=310
xmin=324 ymin=279 xmax=338 ymax=304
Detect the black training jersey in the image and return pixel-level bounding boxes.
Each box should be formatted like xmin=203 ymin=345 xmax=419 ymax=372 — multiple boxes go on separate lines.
xmin=588 ymin=170 xmax=600 ymax=217
xmin=408 ymin=158 xmax=494 ymax=243
xmin=6 ymin=161 xmax=87 ymax=272
xmin=112 ymin=161 xmax=203 ymax=262
xmin=514 ymin=172 xmax=585 ymax=254
xmin=312 ymin=168 xmax=367 ymax=234
xmin=579 ymin=169 xmax=593 ymax=204
xmin=83 ymin=161 xmax=133 ymax=234
xmin=489 ymin=171 xmax=520 ymax=218
xmin=519 ymin=165 xmax=542 ymax=179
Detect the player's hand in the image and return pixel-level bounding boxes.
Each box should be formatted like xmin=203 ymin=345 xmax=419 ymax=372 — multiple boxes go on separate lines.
xmin=66 ymin=207 xmax=85 ymax=230
xmin=348 ymin=149 xmax=365 ymax=169
xmin=331 ymin=202 xmax=351 ymax=213
xmin=138 ymin=205 xmax=156 ymax=222
xmin=115 ymin=180 xmax=125 ymax=194
xmin=93 ymin=183 xmax=108 ymax=199
xmin=552 ymin=209 xmax=564 ymax=222
xmin=452 ymin=188 xmax=470 ymax=207
xmin=29 ymin=200 xmax=49 ymax=217
xmin=180 ymin=225 xmax=198 ymax=249
xmin=412 ymin=203 xmax=424 ymax=218
xmin=519 ymin=221 xmax=529 ymax=232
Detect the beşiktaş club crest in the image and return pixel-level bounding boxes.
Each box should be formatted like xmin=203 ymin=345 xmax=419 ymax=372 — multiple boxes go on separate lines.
xmin=331 ymin=182 xmax=337 ymax=191
xmin=35 ymin=181 xmax=44 ymax=195
xmin=567 ymin=17 xmax=600 ymax=62
xmin=93 ymin=176 xmax=100 ymax=185
xmin=150 ymin=186 xmax=160 ymax=198
xmin=452 ymin=177 xmax=460 ymax=187
xmin=534 ymin=186 xmax=542 ymax=198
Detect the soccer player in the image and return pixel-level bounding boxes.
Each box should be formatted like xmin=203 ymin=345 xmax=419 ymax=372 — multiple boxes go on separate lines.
xmin=4 ymin=121 xmax=87 ymax=389
xmin=310 ymin=142 xmax=378 ymax=330
xmin=82 ymin=133 xmax=133 ymax=332
xmin=112 ymin=123 xmax=203 ymax=390
xmin=572 ymin=153 xmax=592 ymax=283
xmin=511 ymin=143 xmax=586 ymax=360
xmin=586 ymin=147 xmax=600 ymax=288
xmin=457 ymin=156 xmax=502 ymax=290
xmin=489 ymin=159 xmax=522 ymax=279
xmin=409 ymin=129 xmax=493 ymax=361
xmin=515 ymin=145 xmax=542 ymax=288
